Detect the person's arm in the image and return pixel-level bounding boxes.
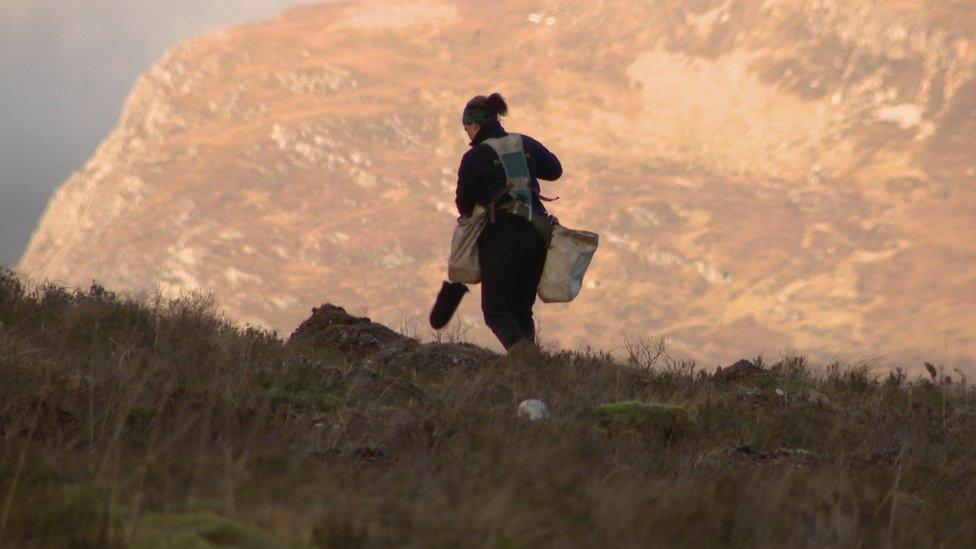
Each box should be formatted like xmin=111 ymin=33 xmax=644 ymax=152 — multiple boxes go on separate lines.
xmin=524 ymin=136 xmax=562 ymax=181
xmin=455 ymin=150 xmax=478 ymax=216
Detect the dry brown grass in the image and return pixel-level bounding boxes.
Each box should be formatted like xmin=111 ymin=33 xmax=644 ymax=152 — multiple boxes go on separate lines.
xmin=1 ymin=268 xmax=974 ymax=547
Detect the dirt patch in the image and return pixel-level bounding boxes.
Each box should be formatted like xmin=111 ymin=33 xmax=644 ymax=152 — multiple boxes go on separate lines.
xmin=287 ymin=303 xmax=406 ymax=356
xmin=713 ymin=359 xmax=766 ymax=383
xmin=697 ymin=445 xmax=825 ymax=469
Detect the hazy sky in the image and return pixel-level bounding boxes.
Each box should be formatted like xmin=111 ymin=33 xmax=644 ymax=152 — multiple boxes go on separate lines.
xmin=0 ymin=0 xmax=321 ymax=267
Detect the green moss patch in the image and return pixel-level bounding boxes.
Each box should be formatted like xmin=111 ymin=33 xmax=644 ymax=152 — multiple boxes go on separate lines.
xmin=2 ymin=482 xmax=114 ymax=546
xmin=131 ymin=512 xmax=282 ymax=548
xmin=596 ymin=401 xmax=695 ymax=441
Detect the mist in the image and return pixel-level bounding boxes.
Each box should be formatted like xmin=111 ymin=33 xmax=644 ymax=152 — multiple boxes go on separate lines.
xmin=0 ymin=0 xmax=321 ymax=266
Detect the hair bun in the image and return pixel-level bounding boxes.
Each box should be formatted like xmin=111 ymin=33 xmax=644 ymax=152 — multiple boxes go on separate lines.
xmin=483 ymin=93 xmax=509 ymax=117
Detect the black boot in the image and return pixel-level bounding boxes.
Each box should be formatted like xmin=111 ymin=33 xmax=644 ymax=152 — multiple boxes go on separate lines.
xmin=429 ymin=281 xmax=469 ymax=330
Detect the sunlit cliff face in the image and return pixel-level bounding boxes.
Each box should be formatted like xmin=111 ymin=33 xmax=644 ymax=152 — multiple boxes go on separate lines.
xmin=0 ymin=0 xmax=322 ymax=264
xmin=18 ymin=0 xmax=976 ymax=370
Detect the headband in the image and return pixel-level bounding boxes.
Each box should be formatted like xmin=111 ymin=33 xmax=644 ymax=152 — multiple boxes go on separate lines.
xmin=462 ymin=107 xmax=498 ymax=125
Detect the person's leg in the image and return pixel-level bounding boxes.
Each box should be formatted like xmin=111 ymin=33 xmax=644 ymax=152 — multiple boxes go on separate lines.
xmin=481 ymin=279 xmax=524 ymax=349
xmin=479 ymin=222 xmax=527 ymax=350
xmin=513 ymin=230 xmax=547 ymax=343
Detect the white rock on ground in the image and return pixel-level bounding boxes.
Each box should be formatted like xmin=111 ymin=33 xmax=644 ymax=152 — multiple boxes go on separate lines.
xmin=517 ymin=399 xmax=550 ymax=421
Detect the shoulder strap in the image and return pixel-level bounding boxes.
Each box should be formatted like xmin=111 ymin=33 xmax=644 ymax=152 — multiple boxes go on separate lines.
xmin=481 ymin=134 xmax=532 ymax=204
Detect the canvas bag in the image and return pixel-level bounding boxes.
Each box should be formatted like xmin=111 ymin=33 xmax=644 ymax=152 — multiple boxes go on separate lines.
xmin=537 ymin=224 xmax=599 ymax=303
xmin=447 ymin=206 xmax=488 ymax=284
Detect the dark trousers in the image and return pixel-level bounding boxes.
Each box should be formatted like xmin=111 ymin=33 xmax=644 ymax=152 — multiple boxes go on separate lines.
xmin=478 ymin=212 xmax=548 ymax=350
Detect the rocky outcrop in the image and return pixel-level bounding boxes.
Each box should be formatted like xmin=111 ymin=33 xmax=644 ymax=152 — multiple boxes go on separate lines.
xmin=287 ymin=302 xmax=494 ymax=372
xmin=18 ymin=0 xmax=976 ymax=368
xmin=288 ymin=304 xmax=405 ymax=356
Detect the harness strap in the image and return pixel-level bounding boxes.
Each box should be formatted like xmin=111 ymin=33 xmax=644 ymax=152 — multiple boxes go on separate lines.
xmin=500 ymin=200 xmax=534 ymax=222
xmin=481 ymin=134 xmax=555 ymax=243
xmin=497 ymin=198 xmax=554 ymax=244
xmin=488 ymin=184 xmax=513 ymax=224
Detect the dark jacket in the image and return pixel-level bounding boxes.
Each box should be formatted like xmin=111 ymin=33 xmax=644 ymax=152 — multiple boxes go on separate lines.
xmin=454 ymin=120 xmax=562 ymax=217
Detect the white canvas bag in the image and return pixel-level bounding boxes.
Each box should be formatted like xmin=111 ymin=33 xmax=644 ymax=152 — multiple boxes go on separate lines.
xmin=447 ymin=207 xmax=488 ymax=284
xmin=537 ymin=224 xmax=599 ymax=303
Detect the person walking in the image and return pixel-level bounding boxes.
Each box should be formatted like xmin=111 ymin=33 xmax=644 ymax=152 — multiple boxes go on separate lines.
xmin=455 ymin=93 xmax=562 ymax=350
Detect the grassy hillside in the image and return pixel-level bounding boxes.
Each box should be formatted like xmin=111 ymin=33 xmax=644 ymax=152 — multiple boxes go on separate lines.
xmin=0 ymin=268 xmax=974 ymax=547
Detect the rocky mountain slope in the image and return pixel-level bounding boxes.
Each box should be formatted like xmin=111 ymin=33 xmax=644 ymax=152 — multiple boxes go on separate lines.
xmin=18 ymin=0 xmax=976 ymax=367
